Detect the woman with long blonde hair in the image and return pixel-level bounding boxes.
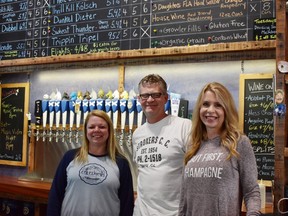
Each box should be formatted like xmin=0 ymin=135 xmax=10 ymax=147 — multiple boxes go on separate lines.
xmin=179 ymin=82 xmax=261 ymax=216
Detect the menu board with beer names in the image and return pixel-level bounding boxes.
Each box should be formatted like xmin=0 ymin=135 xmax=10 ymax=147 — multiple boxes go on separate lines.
xmin=0 ymin=0 xmax=275 ymax=60
xmin=239 ymin=74 xmax=274 ymax=181
xmin=0 ymin=83 xmax=29 ymax=166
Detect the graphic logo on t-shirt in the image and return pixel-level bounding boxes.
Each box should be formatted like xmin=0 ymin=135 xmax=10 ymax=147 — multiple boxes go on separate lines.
xmin=135 ymin=136 xmax=169 ymax=168
xmin=79 ymin=163 xmax=108 ymax=185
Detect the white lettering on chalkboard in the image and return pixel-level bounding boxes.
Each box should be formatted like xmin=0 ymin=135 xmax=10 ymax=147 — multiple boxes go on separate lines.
xmin=0 ymin=0 xmax=276 ymax=59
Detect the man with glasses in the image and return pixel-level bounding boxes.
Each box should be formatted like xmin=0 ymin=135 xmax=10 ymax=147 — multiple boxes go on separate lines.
xmin=132 ymin=74 xmax=192 ymax=216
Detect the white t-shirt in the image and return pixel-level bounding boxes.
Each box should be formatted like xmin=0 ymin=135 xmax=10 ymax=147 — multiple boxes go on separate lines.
xmin=132 ymin=115 xmax=192 ymax=216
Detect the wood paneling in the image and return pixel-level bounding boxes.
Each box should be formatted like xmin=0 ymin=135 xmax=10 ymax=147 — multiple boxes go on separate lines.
xmin=274 ymin=0 xmax=288 ymax=213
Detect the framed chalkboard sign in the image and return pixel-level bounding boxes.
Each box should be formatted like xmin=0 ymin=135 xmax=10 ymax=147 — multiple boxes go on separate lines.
xmin=239 ymin=74 xmax=274 ymax=181
xmin=0 ymin=83 xmax=29 ymax=166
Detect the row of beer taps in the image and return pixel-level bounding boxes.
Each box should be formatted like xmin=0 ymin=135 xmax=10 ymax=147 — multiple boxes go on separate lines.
xmin=27 ymin=88 xmax=172 ymax=152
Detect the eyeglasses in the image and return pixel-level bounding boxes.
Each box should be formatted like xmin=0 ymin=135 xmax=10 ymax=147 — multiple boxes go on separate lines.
xmin=139 ymin=93 xmax=163 ymax=100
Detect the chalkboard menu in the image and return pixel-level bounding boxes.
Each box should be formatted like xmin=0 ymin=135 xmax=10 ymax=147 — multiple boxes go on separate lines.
xmin=0 ymin=0 xmax=275 ymax=60
xmin=239 ymin=74 xmax=274 ymax=181
xmin=0 ymin=83 xmax=29 ymax=166
xmin=253 ymin=18 xmax=276 ymax=41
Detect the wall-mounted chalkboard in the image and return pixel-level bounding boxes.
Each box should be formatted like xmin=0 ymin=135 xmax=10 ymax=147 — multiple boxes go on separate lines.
xmin=239 ymin=74 xmax=274 ymax=181
xmin=253 ymin=18 xmax=276 ymax=41
xmin=0 ymin=0 xmax=275 ymax=60
xmin=0 ymin=83 xmax=29 ymax=166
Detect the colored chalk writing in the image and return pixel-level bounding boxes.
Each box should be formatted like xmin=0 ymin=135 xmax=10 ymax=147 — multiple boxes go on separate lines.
xmin=0 ymin=83 xmax=29 ymax=166
xmin=239 ymin=74 xmax=274 ymax=181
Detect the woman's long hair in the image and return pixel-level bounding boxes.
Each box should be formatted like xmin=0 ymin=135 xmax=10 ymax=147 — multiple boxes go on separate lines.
xmin=184 ymin=82 xmax=241 ymax=165
xmin=75 ymin=110 xmax=126 ymax=163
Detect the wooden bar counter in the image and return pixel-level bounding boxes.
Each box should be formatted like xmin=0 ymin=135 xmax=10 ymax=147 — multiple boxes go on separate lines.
xmin=0 ymin=175 xmax=274 ymax=215
xmin=0 ymin=176 xmax=51 ymax=216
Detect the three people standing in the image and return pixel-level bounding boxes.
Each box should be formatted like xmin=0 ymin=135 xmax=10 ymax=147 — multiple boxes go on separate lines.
xmin=48 ymin=74 xmax=260 ymax=216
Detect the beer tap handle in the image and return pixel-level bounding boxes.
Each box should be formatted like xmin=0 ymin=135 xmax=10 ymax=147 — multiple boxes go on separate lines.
xmin=69 ymin=100 xmax=75 ymax=140
xmin=42 ymin=100 xmax=49 ymax=142
xmin=75 ymin=100 xmax=82 ymax=129
xmin=34 ymin=100 xmax=42 ymax=142
xmin=127 ymin=99 xmax=136 ymax=131
xmin=136 ymin=100 xmax=143 ymax=128
xmin=105 ymin=99 xmax=112 ymax=120
xmin=54 ymin=100 xmax=61 ymax=143
xmin=112 ymin=99 xmax=119 ymax=130
xmin=48 ymin=100 xmax=55 ymax=142
xmin=82 ymin=99 xmax=89 ymax=123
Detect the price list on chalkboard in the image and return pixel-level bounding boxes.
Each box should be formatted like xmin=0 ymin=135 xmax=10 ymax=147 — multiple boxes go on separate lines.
xmin=26 ymin=0 xmax=50 ymax=58
xmin=243 ymin=77 xmax=274 ymax=181
xmin=48 ymin=0 xmax=151 ymax=55
xmin=0 ymin=0 xmax=28 ymax=59
xmin=0 ymin=0 xmax=275 ymax=60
